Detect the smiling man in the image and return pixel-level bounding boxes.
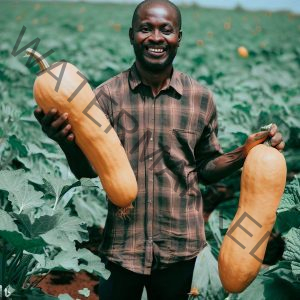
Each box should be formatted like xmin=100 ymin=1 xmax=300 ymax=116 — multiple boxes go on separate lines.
xmin=129 ymin=0 xmax=182 ymax=82
xmin=34 ymin=0 xmax=285 ymax=299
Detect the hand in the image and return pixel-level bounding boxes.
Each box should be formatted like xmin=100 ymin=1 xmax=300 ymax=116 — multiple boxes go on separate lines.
xmin=243 ymin=123 xmax=285 ymax=155
xmin=34 ymin=107 xmax=75 ymax=144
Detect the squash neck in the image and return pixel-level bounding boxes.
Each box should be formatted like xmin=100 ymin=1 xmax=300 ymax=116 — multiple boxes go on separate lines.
xmin=25 ymin=48 xmax=49 ymax=71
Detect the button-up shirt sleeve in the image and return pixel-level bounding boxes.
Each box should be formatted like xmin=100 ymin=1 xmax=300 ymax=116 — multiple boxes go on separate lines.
xmin=194 ymin=91 xmax=223 ymax=176
xmin=94 ymin=83 xmax=115 ymax=126
xmin=195 ymin=92 xmax=246 ymax=184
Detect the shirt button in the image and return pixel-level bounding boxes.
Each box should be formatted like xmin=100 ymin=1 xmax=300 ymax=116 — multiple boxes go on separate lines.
xmin=149 ymin=157 xmax=153 ymax=161
xmin=150 ymin=137 xmax=153 ymax=141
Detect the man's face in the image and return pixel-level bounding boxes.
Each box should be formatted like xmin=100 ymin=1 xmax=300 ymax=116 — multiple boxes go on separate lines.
xmin=129 ymin=2 xmax=182 ymax=72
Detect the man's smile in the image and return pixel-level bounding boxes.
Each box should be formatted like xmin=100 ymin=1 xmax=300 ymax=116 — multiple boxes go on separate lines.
xmin=145 ymin=45 xmax=167 ymax=57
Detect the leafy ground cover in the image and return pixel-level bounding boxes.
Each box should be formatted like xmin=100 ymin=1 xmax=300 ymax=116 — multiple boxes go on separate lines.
xmin=0 ymin=1 xmax=300 ymax=299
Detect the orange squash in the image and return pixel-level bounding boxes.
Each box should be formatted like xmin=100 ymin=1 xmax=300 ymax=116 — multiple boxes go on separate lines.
xmin=26 ymin=48 xmax=137 ymax=208
xmin=238 ymin=46 xmax=249 ymax=58
xmin=218 ymin=144 xmax=286 ymax=292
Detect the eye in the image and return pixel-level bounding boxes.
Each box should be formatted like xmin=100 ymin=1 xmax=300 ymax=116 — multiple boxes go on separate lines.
xmin=161 ymin=27 xmax=174 ymax=35
xmin=140 ymin=26 xmax=150 ymax=33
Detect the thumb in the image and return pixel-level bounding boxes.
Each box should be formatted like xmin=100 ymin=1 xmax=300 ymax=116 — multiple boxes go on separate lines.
xmin=244 ymin=130 xmax=270 ymax=155
xmin=252 ymin=130 xmax=270 ymax=143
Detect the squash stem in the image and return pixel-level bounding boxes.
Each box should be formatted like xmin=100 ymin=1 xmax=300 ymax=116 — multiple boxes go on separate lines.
xmin=25 ymin=48 xmax=50 ymax=71
xmin=260 ymin=123 xmax=272 ymax=146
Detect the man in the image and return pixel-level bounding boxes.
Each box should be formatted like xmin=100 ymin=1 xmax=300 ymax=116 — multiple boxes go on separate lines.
xmin=34 ymin=1 xmax=285 ymax=299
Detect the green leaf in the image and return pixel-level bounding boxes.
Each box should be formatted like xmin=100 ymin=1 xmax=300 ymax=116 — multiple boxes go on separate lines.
xmin=33 ymin=248 xmax=110 ymax=279
xmin=76 ymin=248 xmax=110 ymax=278
xmin=40 ymin=210 xmax=88 ymax=251
xmin=207 ymin=210 xmax=223 ymax=249
xmin=275 ymin=176 xmax=300 ymax=233
xmin=27 ymin=143 xmax=64 ymax=159
xmin=78 ymin=287 xmax=90 ymax=298
xmin=11 ymin=288 xmax=59 ymax=299
xmin=5 ymin=56 xmax=30 ymax=75
xmin=291 ymin=261 xmax=300 ymax=281
xmin=7 ymin=135 xmax=28 ymax=157
xmin=42 ymin=175 xmax=79 ymax=200
xmin=275 ymin=210 xmax=300 ymax=234
xmin=9 ymin=184 xmax=44 ymax=214
xmin=283 ymin=228 xmax=300 ymax=263
xmin=0 ymin=170 xmax=27 ymax=194
xmin=73 ymin=195 xmax=107 ymax=227
xmin=0 ymin=209 xmax=90 ymax=252
xmin=0 ymin=209 xmax=45 ymax=251
xmin=189 ymin=245 xmax=225 ymax=300
xmin=141 ymin=288 xmax=147 ymax=300
xmin=228 ymin=263 xmax=300 ymax=300
xmin=79 ymin=177 xmax=102 ymax=188
xmin=12 ymin=213 xmax=60 ymax=238
xmin=58 ymin=294 xmax=73 ymax=300
xmin=263 ymin=261 xmax=297 ymax=283
xmin=227 ymin=276 xmax=300 ymax=300
xmin=208 ymin=199 xmax=238 ymax=246
xmin=0 ymin=170 xmax=44 ymax=213
xmin=0 ymin=209 xmax=19 ymax=232
xmin=278 ymin=176 xmax=300 ymax=213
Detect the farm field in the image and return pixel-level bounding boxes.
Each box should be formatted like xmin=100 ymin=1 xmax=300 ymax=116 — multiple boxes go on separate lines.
xmin=0 ymin=1 xmax=300 ymax=299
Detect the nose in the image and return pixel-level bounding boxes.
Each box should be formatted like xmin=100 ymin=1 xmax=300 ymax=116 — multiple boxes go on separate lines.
xmin=148 ymin=29 xmax=164 ymax=43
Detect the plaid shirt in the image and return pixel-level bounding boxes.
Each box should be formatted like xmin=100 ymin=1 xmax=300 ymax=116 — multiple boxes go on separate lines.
xmin=94 ymin=64 xmax=223 ymax=275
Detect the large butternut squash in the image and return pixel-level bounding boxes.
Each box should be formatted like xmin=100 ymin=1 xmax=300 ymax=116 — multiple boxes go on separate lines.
xmin=26 ymin=48 xmax=137 ymax=208
xmin=218 ymin=143 xmax=286 ymax=292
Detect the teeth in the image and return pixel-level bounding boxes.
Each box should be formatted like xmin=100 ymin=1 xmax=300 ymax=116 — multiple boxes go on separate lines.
xmin=149 ymin=48 xmax=164 ymax=53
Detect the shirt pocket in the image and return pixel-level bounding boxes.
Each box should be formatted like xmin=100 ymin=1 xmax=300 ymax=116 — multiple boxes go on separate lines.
xmin=169 ymin=128 xmax=201 ymax=164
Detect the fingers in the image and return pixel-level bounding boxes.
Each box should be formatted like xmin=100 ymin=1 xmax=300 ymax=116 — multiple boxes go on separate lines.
xmin=53 ymin=123 xmax=75 ymax=143
xmin=270 ymin=132 xmax=282 ymax=146
xmin=66 ymin=133 xmax=75 ymax=142
xmin=275 ymin=140 xmax=285 ymax=151
xmin=270 ymin=132 xmax=284 ymax=150
xmin=244 ymin=123 xmax=286 ymax=155
xmin=34 ymin=107 xmax=44 ymax=123
xmin=34 ymin=107 xmax=75 ymax=143
xmin=51 ymin=112 xmax=69 ymax=129
xmin=268 ymin=124 xmax=285 ymax=151
xmin=269 ymin=123 xmax=277 ymax=137
xmin=42 ymin=108 xmax=59 ymax=127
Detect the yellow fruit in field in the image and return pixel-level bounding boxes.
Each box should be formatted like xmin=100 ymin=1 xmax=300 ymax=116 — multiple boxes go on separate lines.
xmin=238 ymin=46 xmax=249 ymax=58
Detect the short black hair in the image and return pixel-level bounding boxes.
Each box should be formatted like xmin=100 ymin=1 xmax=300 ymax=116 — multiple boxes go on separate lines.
xmin=131 ymin=0 xmax=182 ymax=30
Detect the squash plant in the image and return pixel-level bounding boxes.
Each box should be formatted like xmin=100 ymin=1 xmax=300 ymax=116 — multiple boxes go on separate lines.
xmin=0 ymin=170 xmax=110 ymax=299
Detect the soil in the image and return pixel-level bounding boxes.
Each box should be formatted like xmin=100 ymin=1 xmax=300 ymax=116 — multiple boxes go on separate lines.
xmin=36 ymin=271 xmax=99 ymax=300
xmin=35 ymin=226 xmax=103 ymax=299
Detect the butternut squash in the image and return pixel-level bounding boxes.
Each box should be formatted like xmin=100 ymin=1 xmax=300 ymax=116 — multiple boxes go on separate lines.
xmin=26 ymin=48 xmax=137 ymax=208
xmin=218 ymin=143 xmax=286 ymax=293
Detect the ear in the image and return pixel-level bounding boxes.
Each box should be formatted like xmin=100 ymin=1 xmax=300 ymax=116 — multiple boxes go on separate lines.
xmin=129 ymin=28 xmax=134 ymax=45
xmin=178 ymin=30 xmax=182 ymax=45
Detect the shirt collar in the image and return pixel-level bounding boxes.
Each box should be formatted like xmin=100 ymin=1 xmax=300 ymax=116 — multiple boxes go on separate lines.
xmin=128 ymin=63 xmax=142 ymax=90
xmin=128 ymin=63 xmax=184 ymax=96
